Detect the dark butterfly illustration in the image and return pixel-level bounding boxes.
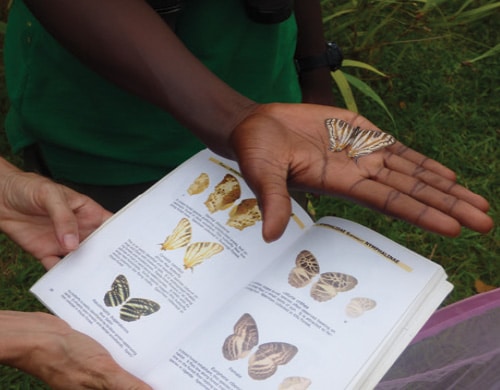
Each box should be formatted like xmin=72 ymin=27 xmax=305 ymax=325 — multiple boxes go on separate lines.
xmin=103 ymin=274 xmax=160 ymax=322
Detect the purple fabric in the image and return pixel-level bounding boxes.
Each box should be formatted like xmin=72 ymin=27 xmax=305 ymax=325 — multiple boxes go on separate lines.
xmin=376 ymin=288 xmax=500 ymax=390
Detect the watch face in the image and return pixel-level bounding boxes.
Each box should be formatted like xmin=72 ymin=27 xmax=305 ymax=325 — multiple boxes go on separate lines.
xmin=326 ymin=42 xmax=343 ymax=71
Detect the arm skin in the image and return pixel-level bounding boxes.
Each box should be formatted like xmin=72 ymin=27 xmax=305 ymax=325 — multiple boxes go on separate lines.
xmin=21 ymin=0 xmax=494 ymax=242
xmin=294 ymin=0 xmax=336 ymax=106
xmin=0 ymin=311 xmax=152 ymax=390
xmin=0 ymin=157 xmax=111 ymax=269
xmin=0 ymin=160 xmax=150 ymax=388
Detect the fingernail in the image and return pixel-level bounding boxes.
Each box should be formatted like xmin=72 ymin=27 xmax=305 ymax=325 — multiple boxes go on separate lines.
xmin=63 ymin=234 xmax=79 ymax=250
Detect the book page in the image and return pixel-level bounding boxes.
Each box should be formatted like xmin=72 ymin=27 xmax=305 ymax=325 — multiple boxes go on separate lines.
xmin=30 ymin=149 xmax=313 ymax=377
xmin=140 ymin=216 xmax=452 ymax=389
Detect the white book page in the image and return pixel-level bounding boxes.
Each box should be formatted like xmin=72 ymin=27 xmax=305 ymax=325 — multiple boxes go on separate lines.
xmin=30 ymin=149 xmax=313 ymax=377
xmin=141 ymin=216 xmax=452 ymax=389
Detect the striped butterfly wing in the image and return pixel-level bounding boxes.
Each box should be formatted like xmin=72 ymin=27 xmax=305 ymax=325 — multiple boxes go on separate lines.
xmin=183 ymin=241 xmax=224 ymax=271
xmin=248 ymin=342 xmax=298 ymax=380
xmin=160 ymin=217 xmax=192 ymax=250
xmin=119 ymin=298 xmax=161 ymax=322
xmin=347 ymin=128 xmax=395 ymax=160
xmin=325 ymin=118 xmax=357 ymax=152
xmin=104 ymin=274 xmax=130 ymax=307
xmin=222 ymin=313 xmax=259 ymax=360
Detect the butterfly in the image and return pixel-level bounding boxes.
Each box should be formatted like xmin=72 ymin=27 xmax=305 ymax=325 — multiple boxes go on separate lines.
xmin=222 ymin=313 xmax=298 ymax=380
xmin=288 ymin=250 xmax=358 ymax=302
xmin=103 ymin=274 xmax=160 ymax=322
xmin=325 ymin=118 xmax=395 ymax=160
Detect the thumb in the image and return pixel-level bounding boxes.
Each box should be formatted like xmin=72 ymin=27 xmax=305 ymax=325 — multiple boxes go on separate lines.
xmin=260 ymin=190 xmax=293 ymax=243
xmin=39 ymin=184 xmax=80 ymax=252
xmin=239 ymin=162 xmax=292 ymax=243
xmin=108 ymin=371 xmax=153 ymax=390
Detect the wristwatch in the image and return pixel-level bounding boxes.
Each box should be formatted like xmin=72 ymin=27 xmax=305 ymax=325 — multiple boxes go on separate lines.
xmin=295 ymin=42 xmax=343 ymax=74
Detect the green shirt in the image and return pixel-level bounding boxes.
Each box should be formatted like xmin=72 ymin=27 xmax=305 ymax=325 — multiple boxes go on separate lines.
xmin=4 ymin=0 xmax=301 ymax=185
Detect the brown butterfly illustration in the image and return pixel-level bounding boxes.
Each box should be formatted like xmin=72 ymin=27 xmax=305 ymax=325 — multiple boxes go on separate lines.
xmin=222 ymin=313 xmax=298 ymax=380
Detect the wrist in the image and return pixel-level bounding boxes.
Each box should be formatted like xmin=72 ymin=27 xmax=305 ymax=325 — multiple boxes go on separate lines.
xmin=0 ymin=312 xmax=68 ymax=369
xmin=295 ymin=42 xmax=343 ymax=74
xmin=0 ymin=312 xmax=40 ymax=365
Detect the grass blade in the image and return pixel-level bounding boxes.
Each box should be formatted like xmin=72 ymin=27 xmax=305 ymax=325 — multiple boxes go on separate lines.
xmin=331 ymin=70 xmax=358 ymax=112
xmin=342 ymin=59 xmax=389 ymax=78
xmin=342 ymin=72 xmax=395 ymax=124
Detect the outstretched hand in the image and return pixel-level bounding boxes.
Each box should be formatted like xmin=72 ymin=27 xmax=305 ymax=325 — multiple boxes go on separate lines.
xmin=230 ymin=103 xmax=493 ymax=242
xmin=0 ymin=168 xmax=111 ymax=269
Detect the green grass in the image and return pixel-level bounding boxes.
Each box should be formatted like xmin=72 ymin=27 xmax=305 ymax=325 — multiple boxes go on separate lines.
xmin=0 ymin=0 xmax=498 ymax=387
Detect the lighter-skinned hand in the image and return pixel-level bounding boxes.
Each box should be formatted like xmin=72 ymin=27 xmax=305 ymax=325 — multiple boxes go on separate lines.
xmin=230 ymin=103 xmax=493 ymax=242
xmin=0 ymin=311 xmax=151 ymax=390
xmin=0 ymin=169 xmax=111 ymax=269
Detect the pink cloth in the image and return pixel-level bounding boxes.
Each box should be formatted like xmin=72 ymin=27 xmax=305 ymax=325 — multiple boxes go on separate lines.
xmin=376 ymin=288 xmax=500 ymax=389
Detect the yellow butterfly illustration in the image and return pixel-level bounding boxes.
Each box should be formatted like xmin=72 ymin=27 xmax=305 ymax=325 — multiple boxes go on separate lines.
xmin=160 ymin=218 xmax=192 ymax=251
xmin=183 ymin=241 xmax=224 ymax=271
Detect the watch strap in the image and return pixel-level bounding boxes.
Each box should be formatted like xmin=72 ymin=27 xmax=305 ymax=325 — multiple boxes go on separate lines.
xmin=295 ymin=42 xmax=343 ymax=73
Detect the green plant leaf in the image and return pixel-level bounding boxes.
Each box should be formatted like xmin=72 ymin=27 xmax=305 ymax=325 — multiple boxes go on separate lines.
xmin=342 ymin=72 xmax=395 ymax=125
xmin=451 ymin=2 xmax=500 ymax=24
xmin=0 ymin=21 xmax=7 ymax=35
xmin=464 ymin=43 xmax=500 ymax=64
xmin=416 ymin=0 xmax=453 ymax=14
xmin=331 ymin=70 xmax=358 ymax=113
xmin=342 ymin=59 xmax=388 ymax=78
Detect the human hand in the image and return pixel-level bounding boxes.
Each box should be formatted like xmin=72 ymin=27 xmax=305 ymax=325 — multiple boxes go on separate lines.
xmin=0 ymin=311 xmax=151 ymax=390
xmin=230 ymin=103 xmax=493 ymax=242
xmin=0 ymin=166 xmax=111 ymax=269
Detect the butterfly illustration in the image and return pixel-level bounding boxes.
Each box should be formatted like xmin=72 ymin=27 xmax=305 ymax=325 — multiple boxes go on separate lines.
xmin=103 ymin=274 xmax=160 ymax=322
xmin=158 ymin=218 xmax=224 ymax=271
xmin=345 ymin=297 xmax=377 ymax=318
xmin=183 ymin=241 xmax=224 ymax=271
xmin=222 ymin=313 xmax=298 ymax=380
xmin=160 ymin=218 xmax=192 ymax=251
xmin=288 ymin=250 xmax=358 ymax=302
xmin=325 ymin=118 xmax=395 ymax=160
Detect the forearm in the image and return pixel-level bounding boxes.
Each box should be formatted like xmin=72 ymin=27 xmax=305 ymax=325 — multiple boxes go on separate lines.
xmin=23 ymin=0 xmax=257 ymax=158
xmin=294 ymin=0 xmax=335 ymax=105
xmin=0 ymin=312 xmax=50 ymax=366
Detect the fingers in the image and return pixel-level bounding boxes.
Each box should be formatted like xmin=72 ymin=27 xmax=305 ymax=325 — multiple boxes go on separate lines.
xmin=40 ymin=255 xmax=62 ymax=270
xmin=389 ymin=143 xmax=457 ymax=180
xmin=369 ymin=166 xmax=493 ymax=234
xmin=348 ymin=178 xmax=464 ymax=236
xmin=383 ymin=151 xmax=491 ymax=212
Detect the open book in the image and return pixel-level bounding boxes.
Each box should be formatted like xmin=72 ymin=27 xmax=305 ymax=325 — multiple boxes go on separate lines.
xmin=31 ymin=149 xmax=453 ymax=390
